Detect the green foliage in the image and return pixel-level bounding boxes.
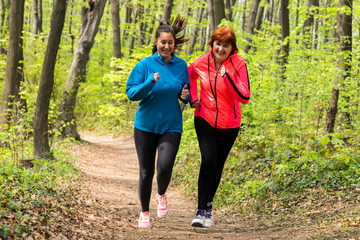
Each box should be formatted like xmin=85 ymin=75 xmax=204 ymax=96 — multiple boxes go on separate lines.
xmin=0 ymin=147 xmax=78 ymax=239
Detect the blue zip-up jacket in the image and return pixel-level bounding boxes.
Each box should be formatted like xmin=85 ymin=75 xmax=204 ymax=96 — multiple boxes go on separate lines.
xmin=126 ymin=52 xmax=190 ymax=134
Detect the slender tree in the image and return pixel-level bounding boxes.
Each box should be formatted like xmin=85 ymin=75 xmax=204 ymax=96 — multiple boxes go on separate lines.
xmin=137 ymin=2 xmax=145 ymax=47
xmin=57 ymin=0 xmax=107 ymax=140
xmin=0 ymin=0 xmax=24 ymax=126
xmin=241 ymin=0 xmax=247 ymax=31
xmin=324 ymin=0 xmax=352 ymax=135
xmin=279 ymin=0 xmax=290 ymax=80
xmin=110 ymin=0 xmax=122 ymax=105
xmin=225 ymin=0 xmax=233 ymax=21
xmin=161 ymin=0 xmax=173 ymax=22
xmin=244 ymin=0 xmax=261 ymax=52
xmin=32 ymin=0 xmax=43 ymax=34
xmin=14 ymin=0 xmax=25 ymax=116
xmin=188 ymin=5 xmax=204 ymax=57
xmin=33 ymin=0 xmax=68 ymax=158
xmin=208 ymin=0 xmax=226 ymax=32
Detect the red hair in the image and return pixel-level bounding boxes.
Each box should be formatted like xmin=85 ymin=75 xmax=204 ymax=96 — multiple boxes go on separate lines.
xmin=207 ymin=25 xmax=238 ymax=51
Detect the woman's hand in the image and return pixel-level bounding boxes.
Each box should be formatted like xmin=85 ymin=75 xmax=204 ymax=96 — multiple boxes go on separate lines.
xmin=221 ymin=66 xmax=227 ymax=77
xmin=180 ymin=84 xmax=189 ymax=100
xmin=154 ymin=72 xmax=160 ymax=83
xmin=190 ymin=100 xmax=199 ymax=108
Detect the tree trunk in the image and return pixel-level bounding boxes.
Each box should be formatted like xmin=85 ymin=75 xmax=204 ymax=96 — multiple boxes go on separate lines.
xmin=110 ymin=0 xmax=122 ymax=105
xmin=128 ymin=4 xmax=138 ymax=56
xmin=188 ymin=6 xmax=204 ymax=57
xmin=225 ymin=0 xmax=233 ymax=21
xmin=208 ymin=0 xmax=225 ymax=32
xmin=199 ymin=11 xmax=208 ymax=52
xmin=279 ymin=0 xmax=290 ymax=79
xmin=123 ymin=0 xmax=132 ymax=39
xmin=14 ymin=0 xmax=25 ymax=117
xmin=145 ymin=0 xmax=156 ymax=46
xmin=324 ymin=88 xmax=339 ymax=135
xmin=244 ymin=0 xmax=261 ymax=52
xmin=255 ymin=4 xmax=265 ymax=31
xmin=161 ymin=0 xmax=173 ymax=22
xmin=33 ymin=0 xmax=68 ymax=158
xmin=207 ymin=0 xmax=215 ymax=32
xmin=32 ymin=0 xmax=43 ymax=34
xmin=241 ymin=0 xmax=247 ymax=31
xmin=0 ymin=0 xmax=24 ymax=126
xmin=68 ymin=0 xmax=75 ymax=53
xmin=0 ymin=0 xmax=8 ymax=54
xmin=138 ymin=3 xmax=145 ymax=47
xmin=267 ymin=0 xmax=274 ymax=23
xmin=214 ymin=0 xmax=225 ymax=27
xmin=57 ymin=0 xmax=107 ymax=140
xmin=324 ymin=0 xmax=352 ymax=135
xmin=110 ymin=0 xmax=121 ymax=59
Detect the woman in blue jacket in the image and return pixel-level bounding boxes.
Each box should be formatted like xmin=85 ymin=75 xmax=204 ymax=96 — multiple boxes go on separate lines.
xmin=126 ymin=15 xmax=189 ymax=228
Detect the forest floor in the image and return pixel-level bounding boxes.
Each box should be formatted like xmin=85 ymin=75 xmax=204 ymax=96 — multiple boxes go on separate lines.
xmin=48 ymin=133 xmax=359 ymax=240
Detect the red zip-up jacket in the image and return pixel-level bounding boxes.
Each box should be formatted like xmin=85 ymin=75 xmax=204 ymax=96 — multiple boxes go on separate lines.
xmin=189 ymin=50 xmax=250 ymax=129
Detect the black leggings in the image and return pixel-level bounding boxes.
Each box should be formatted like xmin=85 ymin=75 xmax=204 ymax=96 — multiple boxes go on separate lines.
xmin=194 ymin=117 xmax=239 ymax=209
xmin=134 ymin=128 xmax=181 ymax=212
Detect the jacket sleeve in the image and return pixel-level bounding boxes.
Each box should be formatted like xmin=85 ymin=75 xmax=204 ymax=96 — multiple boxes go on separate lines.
xmin=224 ymin=60 xmax=250 ymax=105
xmin=126 ymin=61 xmax=156 ymax=101
xmin=188 ymin=63 xmax=199 ymax=104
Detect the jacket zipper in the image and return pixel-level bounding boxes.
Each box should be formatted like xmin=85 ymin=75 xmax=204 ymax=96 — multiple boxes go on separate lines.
xmin=208 ymin=55 xmax=219 ymax=128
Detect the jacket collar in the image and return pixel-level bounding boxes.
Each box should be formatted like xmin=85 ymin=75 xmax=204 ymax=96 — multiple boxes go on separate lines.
xmin=153 ymin=51 xmax=176 ymax=64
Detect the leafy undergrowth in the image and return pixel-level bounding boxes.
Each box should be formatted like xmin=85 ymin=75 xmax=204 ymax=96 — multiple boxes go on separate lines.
xmin=0 ymin=147 xmax=80 ymax=239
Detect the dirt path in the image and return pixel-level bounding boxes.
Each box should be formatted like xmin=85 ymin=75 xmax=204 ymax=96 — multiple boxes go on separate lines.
xmin=63 ymin=133 xmax=354 ymax=240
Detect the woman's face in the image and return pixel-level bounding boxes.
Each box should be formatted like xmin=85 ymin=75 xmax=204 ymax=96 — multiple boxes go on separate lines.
xmin=155 ymin=32 xmax=175 ymax=62
xmin=212 ymin=40 xmax=232 ymax=63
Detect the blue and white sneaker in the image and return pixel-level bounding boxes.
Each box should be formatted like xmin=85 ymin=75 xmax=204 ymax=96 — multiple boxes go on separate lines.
xmin=191 ymin=209 xmax=206 ymax=227
xmin=204 ymin=202 xmax=213 ymax=228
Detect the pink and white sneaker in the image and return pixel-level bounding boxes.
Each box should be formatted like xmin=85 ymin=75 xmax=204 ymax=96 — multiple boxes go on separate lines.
xmin=138 ymin=211 xmax=151 ymax=227
xmin=156 ymin=193 xmax=169 ymax=217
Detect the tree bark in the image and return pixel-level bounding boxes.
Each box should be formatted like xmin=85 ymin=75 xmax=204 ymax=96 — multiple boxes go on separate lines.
xmin=110 ymin=0 xmax=121 ymax=60
xmin=57 ymin=0 xmax=107 ymax=140
xmin=33 ymin=0 xmax=68 ymax=158
xmin=137 ymin=3 xmax=145 ymax=47
xmin=110 ymin=0 xmax=122 ymax=105
xmin=208 ymin=0 xmax=225 ymax=32
xmin=68 ymin=0 xmax=75 ymax=53
xmin=244 ymin=0 xmax=261 ymax=52
xmin=0 ymin=0 xmax=24 ymax=126
xmin=161 ymin=0 xmax=173 ymax=22
xmin=32 ymin=0 xmax=43 ymax=34
xmin=225 ymin=0 xmax=233 ymax=21
xmin=207 ymin=0 xmax=215 ymax=32
xmin=241 ymin=0 xmax=247 ymax=31
xmin=188 ymin=6 xmax=204 ymax=57
xmin=279 ymin=0 xmax=290 ymax=77
xmin=199 ymin=11 xmax=208 ymax=52
xmin=0 ymin=0 xmax=8 ymax=54
xmin=255 ymin=3 xmax=265 ymax=31
xmin=128 ymin=4 xmax=138 ymax=56
xmin=324 ymin=0 xmax=352 ymax=134
xmin=14 ymin=0 xmax=25 ymax=117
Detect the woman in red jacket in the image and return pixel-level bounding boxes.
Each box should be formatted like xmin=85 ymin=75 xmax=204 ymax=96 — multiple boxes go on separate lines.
xmin=189 ymin=25 xmax=250 ymax=228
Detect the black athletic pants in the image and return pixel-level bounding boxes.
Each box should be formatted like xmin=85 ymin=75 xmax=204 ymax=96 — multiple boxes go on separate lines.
xmin=194 ymin=117 xmax=239 ymax=210
xmin=134 ymin=128 xmax=181 ymax=212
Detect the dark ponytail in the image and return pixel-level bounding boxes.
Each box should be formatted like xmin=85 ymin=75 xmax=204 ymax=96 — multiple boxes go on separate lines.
xmin=152 ymin=14 xmax=189 ymax=54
